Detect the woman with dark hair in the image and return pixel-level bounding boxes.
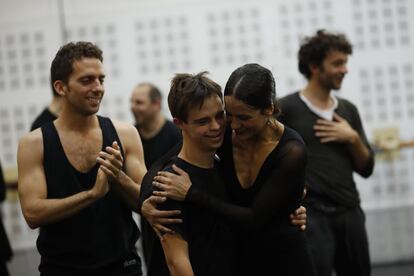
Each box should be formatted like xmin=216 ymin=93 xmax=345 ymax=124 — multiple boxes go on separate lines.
xmin=144 ymin=64 xmax=314 ymax=275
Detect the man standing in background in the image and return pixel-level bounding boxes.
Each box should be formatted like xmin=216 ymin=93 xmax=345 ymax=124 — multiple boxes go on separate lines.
xmin=130 ymin=83 xmax=182 ymax=169
xmin=279 ymin=30 xmax=375 ymax=276
xmin=30 ymin=88 xmax=62 ymax=131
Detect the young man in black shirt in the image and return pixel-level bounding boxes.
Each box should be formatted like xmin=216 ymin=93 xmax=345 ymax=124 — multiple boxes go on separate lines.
xmin=279 ymin=30 xmax=375 ymax=276
xmin=140 ymin=72 xmax=232 ymax=276
xmin=17 ymin=42 xmax=147 ymax=275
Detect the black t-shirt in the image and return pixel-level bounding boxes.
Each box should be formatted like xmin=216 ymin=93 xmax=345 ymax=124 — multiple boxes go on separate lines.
xmin=138 ymin=120 xmax=182 ymax=168
xmin=30 ymin=107 xmax=58 ymax=131
xmin=278 ymin=92 xmax=374 ymax=207
xmin=150 ymin=157 xmax=233 ymax=276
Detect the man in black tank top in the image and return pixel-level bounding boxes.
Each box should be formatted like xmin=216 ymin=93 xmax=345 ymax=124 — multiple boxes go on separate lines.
xmin=17 ymin=42 xmax=147 ymax=275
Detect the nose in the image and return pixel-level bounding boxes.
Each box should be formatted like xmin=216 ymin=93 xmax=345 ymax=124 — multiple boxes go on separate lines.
xmin=229 ymin=117 xmax=240 ymax=130
xmin=92 ymin=79 xmax=104 ymax=92
xmin=341 ymin=65 xmax=348 ymax=74
xmin=210 ymin=118 xmax=221 ymax=131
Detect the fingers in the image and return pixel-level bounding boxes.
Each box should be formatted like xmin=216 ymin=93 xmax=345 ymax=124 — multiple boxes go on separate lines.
xmin=99 ymin=162 xmax=117 ymax=179
xmin=300 ymin=225 xmax=306 ymax=231
xmin=320 ymin=137 xmax=337 ymax=143
xmin=172 ymin=164 xmax=187 ymax=176
xmin=148 ymin=195 xmax=167 ymax=204
xmin=152 ymin=209 xmax=181 ymax=218
xmin=105 ymin=143 xmax=124 ymax=163
xmin=153 ymin=175 xmax=173 ymax=185
xmin=296 ymin=206 xmax=307 ymax=215
xmin=153 ymin=224 xmax=175 ymax=240
xmin=155 ymin=217 xmax=183 ymax=224
xmin=97 ymin=156 xmax=121 ymax=177
xmin=315 ymin=119 xmax=334 ymax=126
xmin=153 ymin=181 xmax=169 ymax=191
xmin=157 ymin=170 xmax=177 ymax=179
xmin=153 ymin=190 xmax=167 ymax=197
xmin=333 ymin=113 xmax=344 ymax=122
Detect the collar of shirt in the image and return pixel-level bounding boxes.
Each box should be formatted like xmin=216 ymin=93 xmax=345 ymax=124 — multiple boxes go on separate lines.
xmin=299 ymin=92 xmax=338 ymax=121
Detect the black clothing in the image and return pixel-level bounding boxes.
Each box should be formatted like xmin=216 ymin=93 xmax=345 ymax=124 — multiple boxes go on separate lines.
xmin=306 ymin=206 xmax=370 ymax=276
xmin=30 ymin=108 xmax=58 ymax=131
xmin=140 ymin=155 xmax=233 ymax=276
xmin=137 ymin=120 xmax=181 ymax=272
xmin=39 ymin=116 xmax=141 ymax=276
xmin=0 ymin=162 xmax=12 ymax=276
xmin=186 ymin=127 xmax=315 ymax=275
xmin=279 ymin=91 xmax=373 ymax=276
xmin=278 ymin=92 xmax=374 ymax=208
xmin=137 ymin=120 xmax=182 ymax=169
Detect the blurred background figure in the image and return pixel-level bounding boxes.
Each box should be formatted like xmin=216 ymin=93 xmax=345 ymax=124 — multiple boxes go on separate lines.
xmin=130 ymin=83 xmax=182 ymax=168
xmin=30 ymin=89 xmax=62 ymax=131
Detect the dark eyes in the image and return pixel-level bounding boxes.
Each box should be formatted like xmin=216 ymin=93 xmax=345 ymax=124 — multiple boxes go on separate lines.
xmin=80 ymin=77 xmax=105 ymax=84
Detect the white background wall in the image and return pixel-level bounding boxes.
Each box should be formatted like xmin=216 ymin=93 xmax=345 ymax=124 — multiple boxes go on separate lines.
xmin=1 ymin=0 xmax=414 ymax=265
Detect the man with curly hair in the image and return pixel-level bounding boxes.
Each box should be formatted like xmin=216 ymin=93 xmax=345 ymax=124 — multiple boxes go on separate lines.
xmin=279 ymin=30 xmax=375 ymax=276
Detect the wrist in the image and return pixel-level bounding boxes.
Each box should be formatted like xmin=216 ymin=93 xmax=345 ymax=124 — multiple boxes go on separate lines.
xmin=348 ymin=130 xmax=359 ymax=145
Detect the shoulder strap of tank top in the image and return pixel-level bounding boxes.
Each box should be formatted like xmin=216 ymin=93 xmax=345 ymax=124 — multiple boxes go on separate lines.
xmin=97 ymin=116 xmax=126 ymax=165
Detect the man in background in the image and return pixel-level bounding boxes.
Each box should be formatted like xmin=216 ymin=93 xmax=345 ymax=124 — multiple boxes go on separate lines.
xmin=279 ymin=30 xmax=374 ymax=276
xmin=130 ymin=83 xmax=182 ymax=169
xmin=30 ymin=88 xmax=62 ymax=131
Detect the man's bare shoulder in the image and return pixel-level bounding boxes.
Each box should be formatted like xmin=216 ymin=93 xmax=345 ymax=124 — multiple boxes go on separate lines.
xmin=18 ymin=128 xmax=43 ymax=160
xmin=111 ymin=119 xmax=139 ymax=137
xmin=20 ymin=128 xmax=43 ymax=147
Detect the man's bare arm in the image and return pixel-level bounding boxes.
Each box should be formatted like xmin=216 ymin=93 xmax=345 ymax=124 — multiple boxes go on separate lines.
xmin=17 ymin=130 xmax=109 ymax=229
xmin=99 ymin=120 xmax=146 ymax=212
xmin=161 ymin=233 xmax=194 ymax=276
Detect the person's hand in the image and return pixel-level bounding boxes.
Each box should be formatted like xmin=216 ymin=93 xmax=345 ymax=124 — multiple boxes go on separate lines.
xmin=152 ymin=164 xmax=192 ymax=201
xmin=290 ymin=206 xmax=307 ymax=231
xmin=314 ymin=113 xmax=358 ymax=144
xmin=90 ymin=167 xmax=110 ymax=199
xmin=141 ymin=195 xmax=182 ymax=240
xmin=97 ymin=141 xmax=123 ymax=182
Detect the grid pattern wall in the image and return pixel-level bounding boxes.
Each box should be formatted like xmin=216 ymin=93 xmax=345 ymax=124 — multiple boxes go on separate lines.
xmin=0 ymin=0 xmax=413 ymax=264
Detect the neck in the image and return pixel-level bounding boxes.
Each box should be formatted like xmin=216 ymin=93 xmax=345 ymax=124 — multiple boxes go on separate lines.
xmin=137 ymin=113 xmax=165 ymax=139
xmin=301 ymin=79 xmax=332 ymax=109
xmin=178 ymin=140 xmax=216 ymax=169
xmin=236 ymin=119 xmax=283 ymax=149
xmin=55 ymin=105 xmax=99 ymax=132
xmin=48 ymin=96 xmax=63 ymax=117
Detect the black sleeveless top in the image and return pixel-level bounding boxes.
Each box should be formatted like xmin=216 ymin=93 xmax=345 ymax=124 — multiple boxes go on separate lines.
xmin=38 ymin=116 xmax=140 ymax=275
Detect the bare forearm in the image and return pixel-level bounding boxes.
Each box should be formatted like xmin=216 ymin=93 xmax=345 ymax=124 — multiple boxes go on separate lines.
xmin=22 ymin=190 xmax=96 ymax=229
xmin=113 ymin=171 xmax=141 ymax=212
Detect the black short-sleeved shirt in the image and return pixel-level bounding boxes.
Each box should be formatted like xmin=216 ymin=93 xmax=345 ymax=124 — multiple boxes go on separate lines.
xmin=30 ymin=108 xmax=58 ymax=131
xmin=154 ymin=157 xmax=233 ymax=276
xmin=278 ymin=92 xmax=374 ymax=207
xmin=138 ymin=120 xmax=182 ymax=168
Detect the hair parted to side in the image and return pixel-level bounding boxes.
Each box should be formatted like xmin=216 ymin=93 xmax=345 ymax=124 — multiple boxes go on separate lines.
xmin=224 ymin=63 xmax=281 ymax=117
xmin=298 ymin=29 xmax=353 ymax=79
xmin=50 ymin=41 xmax=103 ymax=88
xmin=168 ymin=72 xmax=223 ymax=122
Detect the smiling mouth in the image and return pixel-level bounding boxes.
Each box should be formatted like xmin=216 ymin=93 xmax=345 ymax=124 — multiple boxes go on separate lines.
xmin=87 ymin=97 xmax=101 ymax=104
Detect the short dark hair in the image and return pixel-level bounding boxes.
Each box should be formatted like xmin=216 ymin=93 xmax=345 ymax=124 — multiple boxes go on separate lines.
xmin=298 ymin=29 xmax=353 ymax=79
xmin=137 ymin=83 xmax=162 ymax=103
xmin=168 ymin=72 xmax=222 ymax=122
xmin=50 ymin=41 xmax=103 ymax=88
xmin=224 ymin=63 xmax=281 ymax=117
